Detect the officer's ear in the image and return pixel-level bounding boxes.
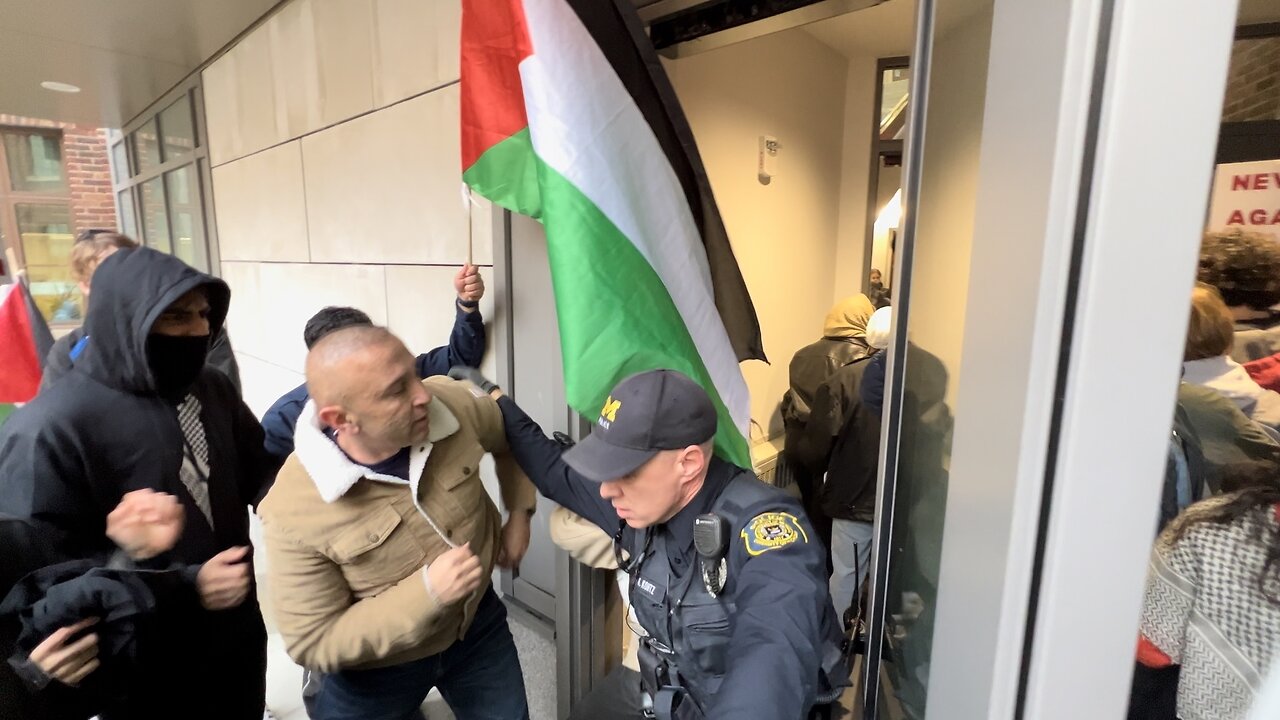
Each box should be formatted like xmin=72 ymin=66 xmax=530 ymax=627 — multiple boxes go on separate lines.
xmin=676 ymin=442 xmax=713 ymax=480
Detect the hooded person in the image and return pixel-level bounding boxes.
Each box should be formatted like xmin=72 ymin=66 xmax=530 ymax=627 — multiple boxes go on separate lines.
xmin=780 ymin=294 xmax=878 ymax=558
xmin=0 ymin=247 xmax=273 ymax=720
xmin=39 ymin=231 xmax=242 ymax=394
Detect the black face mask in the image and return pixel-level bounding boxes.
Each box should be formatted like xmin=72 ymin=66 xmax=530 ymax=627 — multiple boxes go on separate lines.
xmin=146 ymin=334 xmax=210 ymax=399
xmin=870 ymin=280 xmax=884 ymax=291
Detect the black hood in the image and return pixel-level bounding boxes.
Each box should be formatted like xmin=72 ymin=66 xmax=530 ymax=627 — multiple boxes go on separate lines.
xmin=79 ymin=247 xmax=230 ymax=395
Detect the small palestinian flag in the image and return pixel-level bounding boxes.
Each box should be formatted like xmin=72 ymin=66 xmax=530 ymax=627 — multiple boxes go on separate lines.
xmin=0 ymin=281 xmax=55 ymax=403
xmin=460 ymin=0 xmax=766 ymax=466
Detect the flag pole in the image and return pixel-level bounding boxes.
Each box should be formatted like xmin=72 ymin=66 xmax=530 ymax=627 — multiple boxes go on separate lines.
xmin=461 ymin=183 xmax=474 ymax=267
xmin=4 ymin=247 xmax=25 ymax=287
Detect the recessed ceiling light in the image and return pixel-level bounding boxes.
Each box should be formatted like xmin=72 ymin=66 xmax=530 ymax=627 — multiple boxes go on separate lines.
xmin=40 ymin=81 xmax=81 ymax=94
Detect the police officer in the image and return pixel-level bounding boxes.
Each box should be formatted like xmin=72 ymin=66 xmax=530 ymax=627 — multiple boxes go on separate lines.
xmin=449 ymin=367 xmax=849 ymax=720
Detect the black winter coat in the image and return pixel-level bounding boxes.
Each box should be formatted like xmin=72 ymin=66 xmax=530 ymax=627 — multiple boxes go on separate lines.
xmin=793 ymin=357 xmax=881 ymax=523
xmin=0 ymin=517 xmax=98 ymax=720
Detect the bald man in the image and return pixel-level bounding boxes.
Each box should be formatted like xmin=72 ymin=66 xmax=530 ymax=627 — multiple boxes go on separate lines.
xmin=257 ymin=326 xmax=537 ymax=720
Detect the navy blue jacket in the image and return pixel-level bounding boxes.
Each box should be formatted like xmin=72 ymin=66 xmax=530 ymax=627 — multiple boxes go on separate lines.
xmin=861 ymin=351 xmax=887 ymax=414
xmin=495 ymin=395 xmax=840 ymax=719
xmin=259 ymin=303 xmax=486 ymax=466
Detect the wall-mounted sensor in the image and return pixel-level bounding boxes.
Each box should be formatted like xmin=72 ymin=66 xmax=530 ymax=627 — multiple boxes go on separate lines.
xmin=758 ymin=135 xmax=780 ymax=185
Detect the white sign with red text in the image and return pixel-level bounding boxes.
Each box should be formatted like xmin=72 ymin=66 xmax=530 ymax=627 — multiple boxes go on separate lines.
xmin=1208 ymin=159 xmax=1280 ymax=235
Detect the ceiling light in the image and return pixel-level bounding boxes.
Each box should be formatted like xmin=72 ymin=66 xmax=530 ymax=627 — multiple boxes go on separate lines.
xmin=40 ymin=81 xmax=81 ymax=94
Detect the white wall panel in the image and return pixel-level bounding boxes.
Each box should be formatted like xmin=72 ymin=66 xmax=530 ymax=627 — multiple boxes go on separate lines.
xmin=202 ymin=27 xmax=281 ymax=166
xmin=311 ymin=0 xmax=377 ymax=127
xmin=373 ymin=0 xmax=461 ymax=107
xmin=212 ymin=141 xmax=310 ymax=262
xmin=254 ymin=262 xmax=389 ymax=373
xmin=303 ymin=87 xmax=469 ymax=265
xmin=220 ymin=261 xmax=266 ymax=360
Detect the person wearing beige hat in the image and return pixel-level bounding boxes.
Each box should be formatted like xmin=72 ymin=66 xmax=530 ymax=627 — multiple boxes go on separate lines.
xmin=793 ymin=305 xmax=892 ymax=620
xmin=781 ymin=295 xmax=878 ymax=562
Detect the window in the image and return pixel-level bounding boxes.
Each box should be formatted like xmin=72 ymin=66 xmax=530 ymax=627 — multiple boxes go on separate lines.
xmin=880 ymin=66 xmax=910 ymax=142
xmin=0 ymin=128 xmax=80 ymax=323
xmin=865 ymin=58 xmax=910 ymax=295
xmin=113 ymin=86 xmax=216 ymax=272
xmin=3 ymin=133 xmax=67 ymax=193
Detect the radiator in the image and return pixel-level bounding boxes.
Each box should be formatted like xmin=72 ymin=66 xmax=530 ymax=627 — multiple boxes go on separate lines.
xmin=751 ymin=435 xmax=793 ymax=488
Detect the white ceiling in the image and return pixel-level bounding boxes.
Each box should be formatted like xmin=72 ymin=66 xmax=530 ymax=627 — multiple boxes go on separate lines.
xmin=0 ymin=0 xmax=280 ymax=128
xmin=805 ymin=0 xmax=1280 ymax=61
xmin=0 ymin=0 xmax=1275 ymax=128
xmin=803 ymin=0 xmax=916 ymax=60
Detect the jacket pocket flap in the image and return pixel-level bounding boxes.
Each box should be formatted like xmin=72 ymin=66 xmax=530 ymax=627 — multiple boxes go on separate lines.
xmin=329 ymin=505 xmax=403 ymax=561
xmin=440 ymin=462 xmax=479 ymax=490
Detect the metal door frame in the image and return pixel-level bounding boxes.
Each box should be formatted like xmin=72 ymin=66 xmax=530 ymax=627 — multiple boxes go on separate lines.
xmin=492 ymin=207 xmax=613 ymax=717
xmin=861 ymin=0 xmax=1239 ymax=717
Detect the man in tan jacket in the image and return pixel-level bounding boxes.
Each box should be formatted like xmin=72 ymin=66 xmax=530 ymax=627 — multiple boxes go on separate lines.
xmin=258 ymin=325 xmax=536 ymax=720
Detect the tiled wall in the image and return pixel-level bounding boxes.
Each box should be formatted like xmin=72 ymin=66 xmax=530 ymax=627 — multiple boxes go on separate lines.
xmin=1222 ymin=36 xmax=1280 ymax=123
xmin=201 ymin=0 xmax=496 ymax=418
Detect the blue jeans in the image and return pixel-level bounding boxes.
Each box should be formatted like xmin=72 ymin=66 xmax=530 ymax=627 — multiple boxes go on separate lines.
xmin=829 ymin=519 xmax=874 ymax=619
xmin=311 ymin=588 xmax=529 ymax=720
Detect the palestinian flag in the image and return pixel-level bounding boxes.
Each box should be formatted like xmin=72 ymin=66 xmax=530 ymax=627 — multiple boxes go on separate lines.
xmin=0 ymin=281 xmax=54 ymax=403
xmin=461 ymin=0 xmax=766 ymax=466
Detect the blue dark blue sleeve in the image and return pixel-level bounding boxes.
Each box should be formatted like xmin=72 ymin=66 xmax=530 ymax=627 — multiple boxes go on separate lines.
xmin=861 ymin=352 xmax=887 ymax=413
xmin=260 ymin=383 xmax=309 ymax=466
xmin=706 ymin=500 xmax=831 ymax=719
xmin=495 ymin=395 xmax=621 ymax=536
xmin=416 ymin=303 xmax=487 ymax=378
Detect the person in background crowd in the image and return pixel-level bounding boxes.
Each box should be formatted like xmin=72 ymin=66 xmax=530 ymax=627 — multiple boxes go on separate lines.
xmin=548 ymin=506 xmax=643 ymax=676
xmin=1176 ymin=382 xmax=1280 ymax=494
xmin=259 ymin=264 xmax=486 ymax=471
xmin=795 ymin=305 xmax=893 ymax=622
xmin=1182 ymin=283 xmax=1280 ymax=433
xmin=868 ymin=269 xmax=891 ymax=309
xmin=859 ymin=307 xmax=893 ymax=415
xmin=40 ymin=230 xmax=242 ymax=394
xmin=0 ymin=247 xmax=274 ymax=719
xmin=1136 ymin=460 xmax=1280 ymax=720
xmin=258 ymin=325 xmax=534 ymax=720
xmin=1198 ymin=229 xmax=1280 ymax=363
xmin=782 ymin=294 xmax=878 ymax=560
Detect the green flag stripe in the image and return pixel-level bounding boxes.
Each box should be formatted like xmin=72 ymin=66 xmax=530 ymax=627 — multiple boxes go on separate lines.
xmin=462 ymin=128 xmax=543 ymax=219
xmin=468 ymin=133 xmax=749 ymax=467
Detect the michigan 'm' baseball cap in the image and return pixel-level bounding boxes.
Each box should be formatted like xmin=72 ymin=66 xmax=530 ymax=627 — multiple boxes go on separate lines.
xmin=563 ymin=369 xmax=717 ymax=482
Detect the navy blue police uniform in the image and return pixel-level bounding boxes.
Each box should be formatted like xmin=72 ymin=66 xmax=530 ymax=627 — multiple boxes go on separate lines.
xmin=466 ymin=368 xmax=849 ymax=720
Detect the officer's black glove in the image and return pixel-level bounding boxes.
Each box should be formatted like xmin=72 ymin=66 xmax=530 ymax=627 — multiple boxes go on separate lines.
xmin=447 ymin=366 xmax=500 ymax=395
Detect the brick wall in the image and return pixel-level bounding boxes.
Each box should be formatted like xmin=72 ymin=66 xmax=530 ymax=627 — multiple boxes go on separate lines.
xmin=1223 ymin=37 xmax=1280 ymax=122
xmin=0 ymin=114 xmax=117 ymax=233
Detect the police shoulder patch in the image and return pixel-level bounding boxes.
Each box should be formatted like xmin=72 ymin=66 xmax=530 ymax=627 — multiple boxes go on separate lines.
xmin=741 ymin=511 xmax=808 ymax=556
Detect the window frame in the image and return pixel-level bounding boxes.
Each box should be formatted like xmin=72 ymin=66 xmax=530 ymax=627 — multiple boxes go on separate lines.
xmin=0 ymin=126 xmax=81 ymax=326
xmin=0 ymin=127 xmax=73 ymax=272
xmin=113 ymin=77 xmax=219 ymax=273
xmin=863 ymin=56 xmax=910 ymax=295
